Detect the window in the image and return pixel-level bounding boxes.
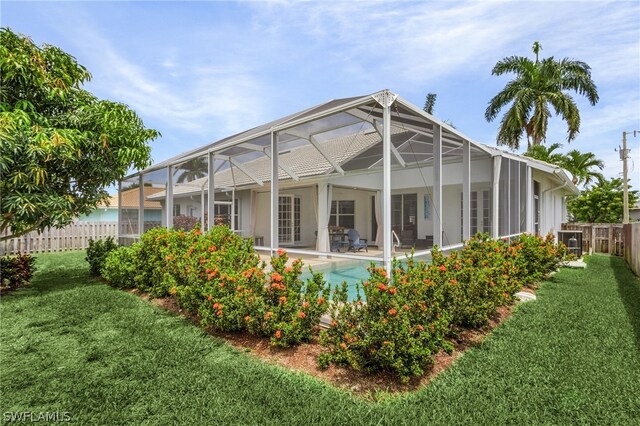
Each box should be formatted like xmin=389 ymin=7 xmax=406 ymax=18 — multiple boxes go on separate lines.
xmin=462 ymin=190 xmax=491 ymax=238
xmin=234 ymin=198 xmax=241 ymax=231
xmin=329 ymin=200 xmax=355 ymax=229
xmin=482 ymin=190 xmax=491 ymax=234
xmin=173 ymin=203 xmax=180 ymax=216
xmin=371 ymin=196 xmax=378 ymax=241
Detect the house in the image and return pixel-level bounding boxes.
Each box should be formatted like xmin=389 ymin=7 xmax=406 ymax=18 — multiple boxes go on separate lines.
xmin=119 ymin=89 xmax=578 ymax=273
xmin=79 ymin=186 xmax=163 ymax=223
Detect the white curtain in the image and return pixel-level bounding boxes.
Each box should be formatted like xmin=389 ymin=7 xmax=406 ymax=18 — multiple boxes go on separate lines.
xmin=250 ymin=190 xmax=258 ymax=236
xmin=375 ymin=190 xmax=383 ymax=245
xmin=315 ymin=183 xmax=332 ymax=252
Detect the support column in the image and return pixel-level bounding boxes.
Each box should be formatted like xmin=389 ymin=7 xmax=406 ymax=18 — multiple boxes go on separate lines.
xmin=208 ymin=153 xmax=215 ymax=231
xmin=231 ymin=189 xmax=236 ymax=231
xmin=138 ymin=174 xmax=144 ymax=237
xmin=433 ymin=124 xmax=442 ymax=247
xmin=316 ymin=183 xmax=329 ymax=253
xmin=462 ymin=140 xmax=471 ymax=241
xmin=166 ymin=165 xmax=174 ymax=229
xmin=526 ymin=165 xmax=533 ymax=233
xmin=200 ymin=185 xmax=206 ymax=231
xmin=491 ymin=156 xmax=501 ymax=239
xmin=270 ymin=131 xmax=279 ymax=254
xmin=382 ymin=99 xmax=392 ymax=274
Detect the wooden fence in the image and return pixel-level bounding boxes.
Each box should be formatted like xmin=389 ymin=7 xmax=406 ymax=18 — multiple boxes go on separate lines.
xmin=0 ymin=222 xmax=118 ymax=256
xmin=623 ymin=223 xmax=640 ymax=277
xmin=561 ymin=223 xmax=625 ymax=256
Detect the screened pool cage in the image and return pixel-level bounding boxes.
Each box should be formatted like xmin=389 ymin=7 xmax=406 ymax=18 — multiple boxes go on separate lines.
xmin=119 ymin=89 xmax=576 ymax=274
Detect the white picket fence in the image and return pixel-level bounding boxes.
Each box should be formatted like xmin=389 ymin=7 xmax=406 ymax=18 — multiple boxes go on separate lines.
xmin=0 ymin=222 xmax=118 ymax=256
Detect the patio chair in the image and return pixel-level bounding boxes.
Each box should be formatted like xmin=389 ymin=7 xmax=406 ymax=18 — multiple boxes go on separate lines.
xmin=347 ymin=229 xmax=368 ymax=252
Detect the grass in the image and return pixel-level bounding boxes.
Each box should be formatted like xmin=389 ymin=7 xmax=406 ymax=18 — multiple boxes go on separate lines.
xmin=1 ymin=252 xmax=639 ymax=425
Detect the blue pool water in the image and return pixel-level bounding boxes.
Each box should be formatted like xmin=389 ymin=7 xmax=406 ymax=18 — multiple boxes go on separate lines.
xmin=301 ymin=256 xmax=433 ymax=301
xmin=301 ymin=261 xmax=373 ymax=301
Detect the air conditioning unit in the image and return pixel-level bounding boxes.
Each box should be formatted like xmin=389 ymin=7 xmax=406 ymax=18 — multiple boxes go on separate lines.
xmin=557 ymin=230 xmax=582 ymax=258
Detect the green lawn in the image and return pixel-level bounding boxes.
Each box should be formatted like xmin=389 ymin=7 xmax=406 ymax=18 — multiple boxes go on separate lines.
xmin=1 ymin=252 xmax=639 ymax=425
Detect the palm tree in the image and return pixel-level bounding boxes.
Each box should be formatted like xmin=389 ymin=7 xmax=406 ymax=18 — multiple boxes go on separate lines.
xmin=176 ymin=157 xmax=207 ymax=183
xmin=524 ymin=142 xmax=565 ymax=164
xmin=423 ymin=93 xmax=437 ymax=114
xmin=485 ymin=42 xmax=599 ymax=150
xmin=560 ymin=149 xmax=604 ymax=187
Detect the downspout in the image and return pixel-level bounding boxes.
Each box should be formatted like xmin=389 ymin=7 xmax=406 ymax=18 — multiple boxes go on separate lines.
xmin=542 ymin=168 xmax=569 ymax=195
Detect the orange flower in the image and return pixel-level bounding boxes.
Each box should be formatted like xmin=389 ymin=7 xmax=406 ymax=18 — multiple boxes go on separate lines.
xmin=439 ymin=265 xmax=446 ymax=272
xmin=330 ymin=321 xmax=337 ymax=327
xmin=207 ymin=294 xmax=213 ymax=301
xmin=209 ymin=245 xmax=217 ymax=252
xmin=264 ymin=312 xmax=273 ymax=320
xmin=388 ymin=287 xmax=397 ymax=295
xmin=380 ymin=269 xmax=388 ymax=277
xmin=244 ymin=315 xmax=251 ymax=322
xmin=317 ymin=297 xmax=325 ymax=305
xmin=271 ymin=272 xmax=283 ymax=282
xmin=275 ymin=330 xmax=282 ymax=339
xmin=415 ymin=325 xmax=424 ymax=331
xmin=284 ymin=266 xmax=293 ymax=273
xmin=377 ymin=283 xmax=387 ymax=292
xmin=450 ymin=279 xmax=457 ymax=286
xmin=388 ymin=308 xmax=397 ymax=316
xmin=170 ymin=287 xmax=177 ymax=296
xmin=279 ymin=296 xmax=287 ymax=305
xmin=340 ymin=343 xmax=347 ymax=349
xmin=402 ymin=304 xmax=409 ymax=311
xmin=216 ymin=310 xmax=223 ymax=317
xmin=212 ymin=303 xmax=221 ymax=310
xmin=302 ymin=301 xmax=310 ymax=309
xmin=277 ymin=248 xmax=286 ymax=257
xmin=298 ymin=311 xmax=306 ymax=319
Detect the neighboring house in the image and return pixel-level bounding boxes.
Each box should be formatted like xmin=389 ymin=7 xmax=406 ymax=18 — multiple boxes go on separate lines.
xmin=119 ymin=89 xmax=578 ymax=273
xmin=630 ymin=202 xmax=640 ymax=222
xmin=81 ymin=186 xmax=163 ymax=233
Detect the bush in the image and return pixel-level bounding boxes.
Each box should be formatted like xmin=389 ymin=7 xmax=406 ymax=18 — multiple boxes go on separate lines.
xmin=102 ymin=245 xmax=140 ymax=288
xmin=320 ymin=259 xmax=452 ymax=383
xmin=0 ymin=252 xmax=36 ymax=290
xmin=319 ymin=232 xmax=571 ymax=382
xmin=85 ymin=237 xmax=118 ymax=275
xmin=253 ymin=249 xmax=330 ymax=347
xmin=510 ymin=233 xmax=568 ymax=286
xmin=100 ymin=225 xmax=330 ymax=348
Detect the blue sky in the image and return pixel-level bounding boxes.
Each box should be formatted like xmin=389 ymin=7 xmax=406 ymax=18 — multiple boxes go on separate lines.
xmin=3 ymin=1 xmax=639 ymax=187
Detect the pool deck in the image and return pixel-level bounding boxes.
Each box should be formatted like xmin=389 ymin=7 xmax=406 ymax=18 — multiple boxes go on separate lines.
xmin=257 ymin=247 xmax=384 ymax=271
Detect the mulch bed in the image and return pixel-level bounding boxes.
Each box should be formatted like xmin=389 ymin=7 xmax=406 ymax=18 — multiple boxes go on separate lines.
xmin=130 ymin=289 xmax=518 ymax=398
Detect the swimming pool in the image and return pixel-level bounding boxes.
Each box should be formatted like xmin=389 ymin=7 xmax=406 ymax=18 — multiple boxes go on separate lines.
xmin=301 ymin=261 xmax=374 ymax=301
xmin=301 ymin=255 xmax=434 ymax=300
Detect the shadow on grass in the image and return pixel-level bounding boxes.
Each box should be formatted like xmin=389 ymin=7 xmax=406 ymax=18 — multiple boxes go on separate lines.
xmin=611 ymin=255 xmax=640 ymax=354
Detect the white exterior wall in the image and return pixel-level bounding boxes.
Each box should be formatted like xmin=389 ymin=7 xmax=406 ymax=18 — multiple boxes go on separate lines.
xmin=532 ymin=170 xmax=571 ymax=239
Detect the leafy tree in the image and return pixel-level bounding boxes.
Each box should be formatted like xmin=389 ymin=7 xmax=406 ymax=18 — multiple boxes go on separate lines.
xmin=176 ymin=157 xmax=207 ymax=183
xmin=0 ymin=28 xmax=160 ymax=240
xmin=561 ymin=149 xmax=604 ymax=186
xmin=567 ymin=178 xmax=638 ymax=223
xmin=485 ymin=42 xmax=599 ymax=150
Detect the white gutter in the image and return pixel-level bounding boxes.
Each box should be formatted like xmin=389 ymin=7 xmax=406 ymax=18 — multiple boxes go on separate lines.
xmin=542 ymin=168 xmax=569 ymax=195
